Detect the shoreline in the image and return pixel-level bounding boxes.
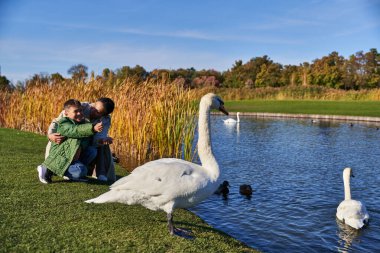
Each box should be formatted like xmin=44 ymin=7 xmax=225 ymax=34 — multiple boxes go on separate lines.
xmin=214 ymin=112 xmax=380 ymax=123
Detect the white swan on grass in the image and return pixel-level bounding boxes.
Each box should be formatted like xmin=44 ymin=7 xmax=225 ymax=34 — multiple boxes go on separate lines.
xmin=85 ymin=93 xmax=229 ymax=236
xmin=336 ymin=167 xmax=369 ymax=229
xmin=223 ymin=112 xmax=240 ymax=124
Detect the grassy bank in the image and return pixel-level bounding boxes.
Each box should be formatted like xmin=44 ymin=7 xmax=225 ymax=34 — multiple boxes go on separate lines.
xmin=225 ymin=100 xmax=380 ymax=117
xmin=0 ymin=128 xmax=257 ymax=252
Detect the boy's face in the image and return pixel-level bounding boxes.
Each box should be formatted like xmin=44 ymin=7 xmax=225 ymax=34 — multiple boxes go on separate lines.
xmin=64 ymin=105 xmax=84 ymax=122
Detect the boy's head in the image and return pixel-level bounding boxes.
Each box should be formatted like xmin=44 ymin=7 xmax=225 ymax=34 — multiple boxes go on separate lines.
xmin=63 ymin=99 xmax=84 ymax=122
xmin=90 ymin=97 xmax=115 ymax=120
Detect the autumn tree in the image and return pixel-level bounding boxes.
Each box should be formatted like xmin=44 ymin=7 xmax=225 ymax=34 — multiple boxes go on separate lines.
xmin=0 ymin=75 xmax=12 ymax=91
xmin=309 ymin=52 xmax=345 ymax=88
xmin=68 ymin=64 xmax=88 ymax=82
xmin=365 ymin=48 xmax=380 ymax=88
xmin=50 ymin=72 xmax=64 ymax=85
xmin=115 ymin=65 xmax=148 ymax=82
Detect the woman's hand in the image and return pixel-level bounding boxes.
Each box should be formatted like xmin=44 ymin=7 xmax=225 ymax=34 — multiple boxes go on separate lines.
xmin=93 ymin=121 xmax=103 ymax=132
xmin=48 ymin=133 xmax=66 ymax=144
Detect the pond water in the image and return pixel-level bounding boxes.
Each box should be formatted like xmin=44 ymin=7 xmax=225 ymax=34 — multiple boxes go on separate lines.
xmin=189 ymin=116 xmax=380 ymax=253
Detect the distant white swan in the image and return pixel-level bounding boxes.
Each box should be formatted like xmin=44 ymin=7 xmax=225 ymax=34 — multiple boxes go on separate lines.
xmin=85 ymin=93 xmax=229 ymax=236
xmin=336 ymin=167 xmax=369 ymax=229
xmin=223 ymin=112 xmax=240 ymax=124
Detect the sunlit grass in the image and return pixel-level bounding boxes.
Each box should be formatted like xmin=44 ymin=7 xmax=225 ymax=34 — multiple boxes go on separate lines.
xmin=191 ymin=86 xmax=380 ymax=101
xmin=0 ymin=127 xmax=257 ymax=252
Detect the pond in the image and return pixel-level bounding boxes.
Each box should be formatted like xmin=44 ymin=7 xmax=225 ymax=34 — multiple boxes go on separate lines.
xmin=189 ymin=116 xmax=380 ymax=252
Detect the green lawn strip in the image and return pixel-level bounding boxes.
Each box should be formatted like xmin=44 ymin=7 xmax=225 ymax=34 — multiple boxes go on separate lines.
xmin=0 ymin=128 xmax=257 ymax=252
xmin=225 ymin=100 xmax=380 ymax=117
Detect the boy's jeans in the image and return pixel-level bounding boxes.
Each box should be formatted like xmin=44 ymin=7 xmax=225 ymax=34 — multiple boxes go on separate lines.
xmin=64 ymin=147 xmax=97 ymax=179
xmin=64 ymin=161 xmax=87 ymax=179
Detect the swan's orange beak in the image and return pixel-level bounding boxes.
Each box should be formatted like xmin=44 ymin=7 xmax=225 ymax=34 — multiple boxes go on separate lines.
xmin=219 ymin=105 xmax=229 ymax=115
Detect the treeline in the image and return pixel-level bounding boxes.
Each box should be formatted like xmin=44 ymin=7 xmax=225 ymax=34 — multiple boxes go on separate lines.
xmin=1 ymin=48 xmax=379 ymax=91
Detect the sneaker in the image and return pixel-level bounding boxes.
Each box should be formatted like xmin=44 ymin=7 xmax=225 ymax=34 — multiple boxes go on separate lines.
xmin=97 ymin=175 xmax=108 ymax=181
xmin=45 ymin=169 xmax=53 ymax=183
xmin=37 ymin=165 xmax=49 ymax=184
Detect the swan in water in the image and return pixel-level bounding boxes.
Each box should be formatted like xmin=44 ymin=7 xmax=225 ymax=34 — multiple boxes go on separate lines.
xmin=223 ymin=112 xmax=240 ymax=124
xmin=85 ymin=93 xmax=229 ymax=236
xmin=336 ymin=167 xmax=369 ymax=229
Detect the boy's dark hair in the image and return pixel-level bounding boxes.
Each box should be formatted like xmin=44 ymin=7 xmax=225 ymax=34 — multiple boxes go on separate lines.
xmin=63 ymin=99 xmax=82 ymax=110
xmin=97 ymin=97 xmax=115 ymax=115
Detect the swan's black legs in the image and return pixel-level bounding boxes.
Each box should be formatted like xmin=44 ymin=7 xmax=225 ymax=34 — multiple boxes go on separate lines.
xmin=167 ymin=212 xmax=194 ymax=239
xmin=167 ymin=212 xmax=174 ymax=235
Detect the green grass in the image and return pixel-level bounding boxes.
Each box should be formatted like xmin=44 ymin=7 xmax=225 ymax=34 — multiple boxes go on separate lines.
xmin=225 ymin=100 xmax=380 ymax=117
xmin=0 ymin=128 xmax=257 ymax=253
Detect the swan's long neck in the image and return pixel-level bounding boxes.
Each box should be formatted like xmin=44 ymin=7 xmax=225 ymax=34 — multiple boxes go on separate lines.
xmin=197 ymin=99 xmax=219 ymax=181
xmin=343 ymin=171 xmax=351 ymax=200
xmin=237 ymin=113 xmax=240 ymax=123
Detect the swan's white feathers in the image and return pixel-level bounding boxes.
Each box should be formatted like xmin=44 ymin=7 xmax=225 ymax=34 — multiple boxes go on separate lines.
xmin=111 ymin=158 xmax=211 ymax=196
xmin=336 ymin=167 xmax=370 ymax=229
xmin=87 ymin=158 xmax=219 ymax=211
xmin=337 ymin=199 xmax=369 ymax=229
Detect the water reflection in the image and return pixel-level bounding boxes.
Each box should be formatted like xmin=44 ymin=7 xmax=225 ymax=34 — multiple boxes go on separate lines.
xmin=336 ymin=219 xmax=363 ymax=252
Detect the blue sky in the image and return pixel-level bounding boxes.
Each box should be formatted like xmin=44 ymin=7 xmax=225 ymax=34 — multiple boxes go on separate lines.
xmin=0 ymin=0 xmax=379 ymax=83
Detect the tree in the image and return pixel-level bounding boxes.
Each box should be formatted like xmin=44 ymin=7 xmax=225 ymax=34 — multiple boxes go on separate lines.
xmin=342 ymin=54 xmax=359 ymax=90
xmin=68 ymin=64 xmax=88 ymax=82
xmin=223 ymin=56 xmax=281 ymax=88
xmin=50 ymin=73 xmax=64 ymax=85
xmin=26 ymin=73 xmax=49 ymax=87
xmin=223 ymin=60 xmax=245 ymax=87
xmin=254 ymin=62 xmax=283 ymax=87
xmin=0 ymin=75 xmax=12 ymax=91
xmin=310 ymin=52 xmax=345 ymax=88
xmin=115 ymin=65 xmax=148 ymax=82
xmin=102 ymin=68 xmax=111 ymax=79
xmin=281 ymin=65 xmax=299 ymax=86
xmin=364 ymin=48 xmax=380 ymax=88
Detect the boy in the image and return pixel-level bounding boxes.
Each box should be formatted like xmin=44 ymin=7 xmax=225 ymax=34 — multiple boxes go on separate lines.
xmin=37 ymin=99 xmax=103 ymax=184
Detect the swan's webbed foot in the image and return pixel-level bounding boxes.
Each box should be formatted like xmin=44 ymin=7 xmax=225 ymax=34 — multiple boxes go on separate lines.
xmin=167 ymin=212 xmax=194 ymax=239
xmin=173 ymin=227 xmax=194 ymax=239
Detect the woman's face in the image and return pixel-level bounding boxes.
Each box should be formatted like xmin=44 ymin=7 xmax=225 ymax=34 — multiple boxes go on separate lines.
xmin=90 ymin=101 xmax=106 ymax=119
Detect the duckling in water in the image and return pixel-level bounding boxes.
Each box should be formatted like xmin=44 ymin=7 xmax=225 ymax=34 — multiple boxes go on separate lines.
xmin=239 ymin=184 xmax=253 ymax=196
xmin=214 ymin=180 xmax=230 ymax=197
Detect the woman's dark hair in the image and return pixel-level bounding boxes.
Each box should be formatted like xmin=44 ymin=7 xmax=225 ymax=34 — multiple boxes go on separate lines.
xmin=97 ymin=97 xmax=115 ymax=115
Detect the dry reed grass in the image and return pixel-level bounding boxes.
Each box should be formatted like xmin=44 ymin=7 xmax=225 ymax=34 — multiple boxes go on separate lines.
xmin=0 ymin=79 xmax=197 ymax=170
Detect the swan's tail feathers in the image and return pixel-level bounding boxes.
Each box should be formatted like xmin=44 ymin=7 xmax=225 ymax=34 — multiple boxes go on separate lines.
xmin=85 ymin=190 xmax=124 ymax=204
xmin=346 ymin=219 xmax=366 ymax=229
